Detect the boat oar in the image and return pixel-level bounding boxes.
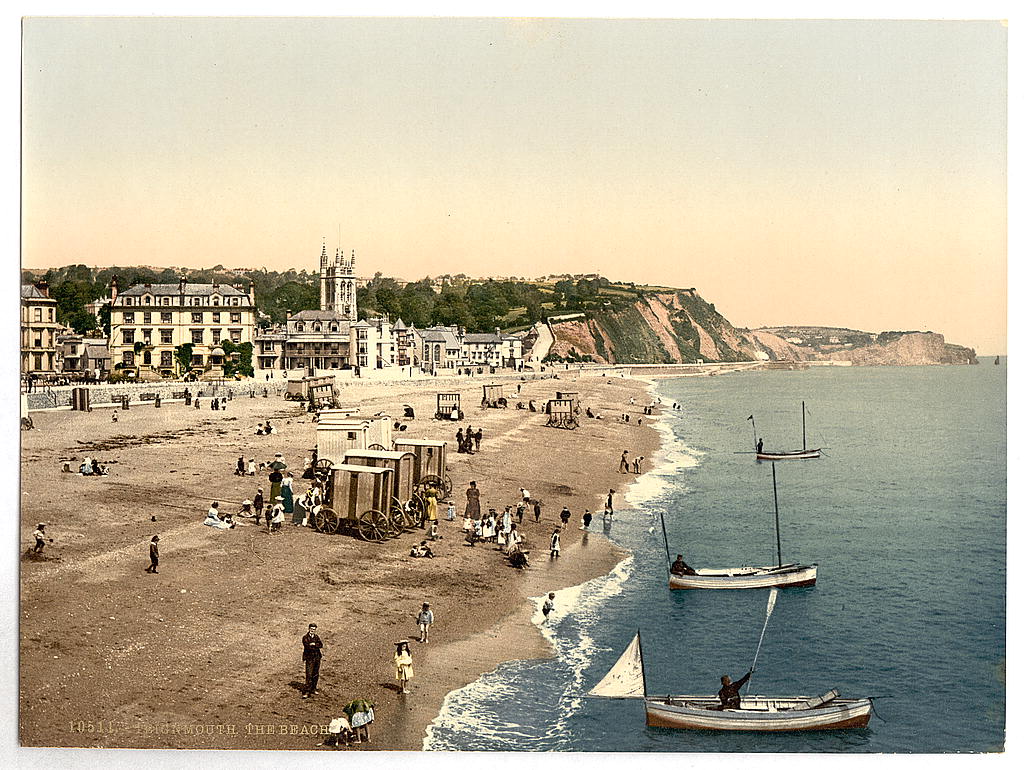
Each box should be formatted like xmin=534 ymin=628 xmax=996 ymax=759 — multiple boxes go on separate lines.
xmin=745 ymin=587 xmax=779 ymax=694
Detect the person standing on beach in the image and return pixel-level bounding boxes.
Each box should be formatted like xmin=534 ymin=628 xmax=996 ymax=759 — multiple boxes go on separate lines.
xmin=559 ymin=506 xmax=572 ymax=527
xmin=533 ymin=499 xmax=542 ymax=522
xmin=465 ymin=481 xmax=481 ymax=519
xmin=33 ymin=523 xmax=51 ymax=554
xmin=235 ymin=455 xmax=245 ymax=476
xmin=605 ymin=489 xmax=615 ymax=516
xmin=416 ymin=603 xmax=434 ymax=643
xmin=302 ymin=623 xmax=323 ymax=698
xmin=248 ymin=457 xmax=257 ymax=476
xmin=550 ymin=527 xmax=561 ymax=558
xmin=618 ymin=450 xmax=630 ymax=473
xmin=145 ymin=535 xmax=160 ymax=573
xmin=253 ymin=488 xmax=265 ymax=525
xmin=394 ymin=641 xmax=414 ymax=694
xmin=455 ymin=428 xmax=465 ymax=453
xmin=474 ymin=427 xmax=482 ymax=451
xmin=581 ymin=510 xmax=593 ymax=530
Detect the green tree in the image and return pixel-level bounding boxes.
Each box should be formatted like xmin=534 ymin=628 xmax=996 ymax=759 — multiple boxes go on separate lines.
xmin=174 ymin=343 xmax=194 ymax=374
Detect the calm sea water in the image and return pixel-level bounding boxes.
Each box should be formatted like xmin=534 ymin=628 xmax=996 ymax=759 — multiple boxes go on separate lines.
xmin=424 ymin=362 xmax=1006 ymax=753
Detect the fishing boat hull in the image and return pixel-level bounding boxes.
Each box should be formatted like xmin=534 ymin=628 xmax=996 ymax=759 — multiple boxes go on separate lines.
xmin=644 ymin=695 xmax=871 ymax=732
xmin=756 ymin=449 xmax=821 ymax=460
xmin=668 ymin=563 xmax=817 ymax=590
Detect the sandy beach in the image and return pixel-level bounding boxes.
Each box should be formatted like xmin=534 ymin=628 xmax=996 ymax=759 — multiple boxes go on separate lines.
xmin=19 ymin=371 xmax=662 ymax=750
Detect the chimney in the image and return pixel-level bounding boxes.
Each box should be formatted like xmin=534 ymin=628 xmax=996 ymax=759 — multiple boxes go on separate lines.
xmin=179 ymin=276 xmax=187 ymax=294
xmin=35 ymin=280 xmax=49 ymax=298
xmin=249 ymin=280 xmax=256 ymax=306
xmin=109 ymin=275 xmax=119 ymax=303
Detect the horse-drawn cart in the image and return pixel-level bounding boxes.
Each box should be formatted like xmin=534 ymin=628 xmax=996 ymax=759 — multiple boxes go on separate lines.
xmin=546 ymin=398 xmax=579 ymax=430
xmin=435 ymin=393 xmax=463 ymax=420
xmin=481 ymin=384 xmax=507 ymax=408
xmin=309 ymin=463 xmax=401 ymax=542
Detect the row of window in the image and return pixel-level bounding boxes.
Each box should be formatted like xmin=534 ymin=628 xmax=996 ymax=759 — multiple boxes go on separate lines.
xmin=121 ymin=311 xmax=243 ymax=324
xmin=122 ymin=329 xmax=243 ymax=345
xmin=29 ymin=307 xmax=56 ymax=323
xmin=121 ymin=351 xmax=227 ymax=368
xmin=119 ymin=295 xmax=246 ymax=307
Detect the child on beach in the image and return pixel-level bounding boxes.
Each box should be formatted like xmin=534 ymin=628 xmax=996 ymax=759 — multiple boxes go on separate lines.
xmin=416 ymin=603 xmax=434 ymax=643
xmin=394 ymin=642 xmax=414 ymax=694
xmin=550 ymin=528 xmax=561 ymax=559
xmin=542 ymin=592 xmax=555 ymax=621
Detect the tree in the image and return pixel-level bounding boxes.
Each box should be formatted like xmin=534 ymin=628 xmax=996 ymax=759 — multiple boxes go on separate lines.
xmin=221 ymin=340 xmax=254 ymax=378
xmin=174 ymin=343 xmax=194 ymax=375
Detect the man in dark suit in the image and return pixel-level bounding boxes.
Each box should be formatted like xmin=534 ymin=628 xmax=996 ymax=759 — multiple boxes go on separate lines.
xmin=302 ymin=623 xmax=324 ymax=698
xmin=717 ymin=669 xmax=753 ymax=710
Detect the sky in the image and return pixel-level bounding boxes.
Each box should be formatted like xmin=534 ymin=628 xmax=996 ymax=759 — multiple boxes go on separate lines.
xmin=19 ymin=15 xmax=1009 ymax=353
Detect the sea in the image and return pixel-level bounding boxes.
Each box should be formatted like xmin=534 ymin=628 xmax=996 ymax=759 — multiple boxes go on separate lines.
xmin=423 ymin=361 xmax=1006 ymax=753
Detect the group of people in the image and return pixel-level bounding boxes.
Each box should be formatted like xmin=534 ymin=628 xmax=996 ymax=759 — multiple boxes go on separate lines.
xmin=254 ymin=421 xmax=277 ymax=435
xmin=207 ymin=397 xmax=230 ymax=411
xmin=73 ymin=456 xmax=107 ymax=476
xmin=617 ymin=450 xmax=645 ymax=474
xmin=455 ymin=426 xmax=483 ymax=454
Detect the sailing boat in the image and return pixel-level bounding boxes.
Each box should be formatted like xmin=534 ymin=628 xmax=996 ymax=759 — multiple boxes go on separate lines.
xmin=589 ymin=606 xmax=872 ymax=731
xmin=751 ymin=401 xmax=821 ymax=460
xmin=665 ymin=463 xmax=817 ymax=589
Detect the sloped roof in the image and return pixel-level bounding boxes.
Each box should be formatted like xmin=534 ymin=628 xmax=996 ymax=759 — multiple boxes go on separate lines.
xmin=21 ymin=284 xmax=54 ymax=300
xmin=119 ymin=283 xmax=249 ymax=297
xmin=290 ymin=310 xmax=350 ymax=321
xmin=465 ymin=333 xmax=502 ymax=344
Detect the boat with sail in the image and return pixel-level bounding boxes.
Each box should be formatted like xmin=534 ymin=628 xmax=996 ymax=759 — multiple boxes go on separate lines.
xmin=750 ymin=401 xmax=821 ymax=460
xmin=664 ymin=463 xmax=817 ymax=589
xmin=588 ymin=595 xmax=872 ymax=732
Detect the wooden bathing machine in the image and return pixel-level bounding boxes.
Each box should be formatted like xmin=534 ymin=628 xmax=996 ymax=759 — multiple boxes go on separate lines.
xmin=392 ymin=438 xmax=450 ymax=497
xmin=316 ymin=416 xmax=393 ymax=463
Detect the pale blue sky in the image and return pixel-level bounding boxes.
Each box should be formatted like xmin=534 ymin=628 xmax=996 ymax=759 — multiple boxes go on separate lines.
xmin=21 ymin=16 xmax=1008 ymax=352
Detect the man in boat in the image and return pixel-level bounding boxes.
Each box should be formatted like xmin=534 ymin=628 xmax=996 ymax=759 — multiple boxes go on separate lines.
xmin=670 ymin=554 xmax=697 ymax=576
xmin=717 ymin=669 xmax=754 ymax=710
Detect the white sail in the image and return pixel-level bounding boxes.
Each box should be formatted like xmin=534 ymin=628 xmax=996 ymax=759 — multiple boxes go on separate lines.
xmin=588 ymin=633 xmax=645 ymax=698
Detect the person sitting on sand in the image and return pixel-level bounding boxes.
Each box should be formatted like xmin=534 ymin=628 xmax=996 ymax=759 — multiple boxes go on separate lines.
xmin=80 ymin=457 xmax=93 ymax=475
xmin=410 ymin=540 xmax=434 ymax=558
xmin=204 ymin=502 xmax=232 ymax=529
xmin=320 ymin=715 xmax=353 ymax=748
xmin=255 ymin=423 xmax=264 ymax=435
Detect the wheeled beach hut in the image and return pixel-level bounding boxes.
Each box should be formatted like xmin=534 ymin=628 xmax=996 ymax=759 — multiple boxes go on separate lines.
xmin=435 ymin=393 xmax=463 ymax=420
xmin=343 ymin=448 xmax=421 ymax=530
xmin=546 ymin=399 xmax=579 ymax=430
xmin=392 ymin=438 xmax=451 ymax=499
xmin=311 ymin=463 xmax=399 ymax=542
xmin=481 ymin=384 xmax=507 ymax=408
xmin=316 ymin=415 xmax=394 ymax=464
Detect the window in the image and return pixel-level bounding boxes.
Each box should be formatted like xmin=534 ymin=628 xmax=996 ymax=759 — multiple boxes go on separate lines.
xmin=230 ymin=312 xmax=241 ymax=324
xmin=144 ymin=295 xmax=152 ymax=304
xmin=124 ymin=312 xmax=135 ymax=324
xmin=191 ymin=354 xmax=204 ymax=366
xmin=123 ymin=330 xmax=135 ymax=344
xmin=192 ymin=312 xmax=203 ymax=324
xmin=48 ymin=308 xmax=55 ymax=322
xmin=330 ymin=324 xmax=338 ymax=332
xmin=143 ymin=312 xmax=152 ymax=323
xmin=296 ymin=322 xmax=304 ymax=332
xmin=122 ymin=351 xmax=134 ymax=366
xmin=230 ymin=329 xmax=241 ymax=343
xmin=212 ymin=296 xmax=220 ymax=306
xmin=34 ymin=353 xmax=43 ymax=369
xmin=191 ymin=330 xmax=203 ymax=345
xmin=160 ymin=351 xmax=173 ymax=368
xmin=142 ymin=329 xmax=152 ymax=343
xmin=212 ymin=312 xmax=221 ymax=323
xmin=211 ymin=329 xmax=222 ymax=343
xmin=124 ymin=298 xmax=133 ymax=306
xmin=162 ymin=297 xmax=170 ymax=306
xmin=160 ymin=329 xmax=173 ymax=344
xmin=33 ymin=308 xmax=42 ymax=322
xmin=33 ymin=335 xmax=42 ymax=348
xmin=160 ymin=312 xmax=172 ymax=323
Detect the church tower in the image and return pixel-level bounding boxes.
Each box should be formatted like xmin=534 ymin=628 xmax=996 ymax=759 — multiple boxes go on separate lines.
xmin=319 ymin=240 xmax=358 ymax=321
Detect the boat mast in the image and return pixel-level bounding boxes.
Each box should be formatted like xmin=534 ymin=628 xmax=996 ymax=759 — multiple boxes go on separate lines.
xmin=801 ymin=401 xmax=807 ymax=452
xmin=772 ymin=462 xmax=782 ymax=568
xmin=659 ymin=511 xmax=672 ymax=568
xmin=750 ymin=414 xmax=758 ymax=451
xmin=637 ymin=628 xmax=648 ymax=698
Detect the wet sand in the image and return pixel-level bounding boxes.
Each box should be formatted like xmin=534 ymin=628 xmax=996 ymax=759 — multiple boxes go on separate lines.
xmin=19 ymin=372 xmax=662 ymax=750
